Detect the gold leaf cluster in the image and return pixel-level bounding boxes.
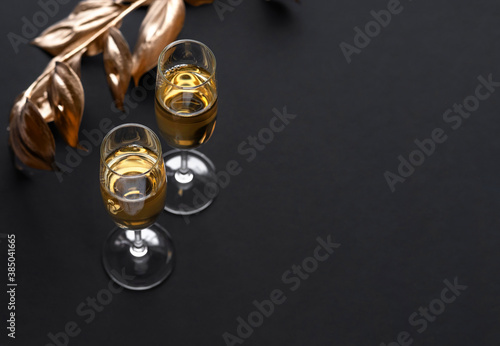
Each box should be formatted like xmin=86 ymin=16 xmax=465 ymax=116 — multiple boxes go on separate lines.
xmin=9 ymin=0 xmax=211 ymax=171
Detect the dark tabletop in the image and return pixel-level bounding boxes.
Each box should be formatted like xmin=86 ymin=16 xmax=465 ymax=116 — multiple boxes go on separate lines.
xmin=1 ymin=0 xmax=500 ymax=345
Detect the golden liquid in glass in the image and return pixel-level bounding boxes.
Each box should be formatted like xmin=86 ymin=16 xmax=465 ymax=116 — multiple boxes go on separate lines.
xmin=155 ymin=64 xmax=217 ymax=149
xmin=100 ymin=145 xmax=166 ymax=230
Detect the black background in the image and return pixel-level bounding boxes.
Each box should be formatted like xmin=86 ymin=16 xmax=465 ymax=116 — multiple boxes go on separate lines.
xmin=1 ymin=0 xmax=500 ymax=345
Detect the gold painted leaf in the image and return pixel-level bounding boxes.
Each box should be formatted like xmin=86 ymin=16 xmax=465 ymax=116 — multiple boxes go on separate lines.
xmin=27 ymin=51 xmax=84 ymax=124
xmin=132 ymin=0 xmax=185 ymax=85
xmin=48 ymin=62 xmax=85 ymax=148
xmin=27 ymin=54 xmax=83 ymax=123
xmin=9 ymin=98 xmax=56 ymax=171
xmin=31 ymin=0 xmax=127 ymax=57
xmin=104 ymin=27 xmax=132 ymax=110
xmin=184 ymin=0 xmax=214 ymax=6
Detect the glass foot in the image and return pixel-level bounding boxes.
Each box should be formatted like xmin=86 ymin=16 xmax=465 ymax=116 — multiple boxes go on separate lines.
xmin=163 ymin=149 xmax=218 ymax=215
xmin=102 ymin=224 xmax=175 ymax=291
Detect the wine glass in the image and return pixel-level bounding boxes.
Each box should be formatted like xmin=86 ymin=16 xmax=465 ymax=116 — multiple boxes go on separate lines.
xmin=155 ymin=39 xmax=218 ymax=215
xmin=100 ymin=123 xmax=174 ymax=290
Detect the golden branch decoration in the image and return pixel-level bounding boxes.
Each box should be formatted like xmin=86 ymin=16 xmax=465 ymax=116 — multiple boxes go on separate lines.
xmin=8 ymin=0 xmax=214 ymax=171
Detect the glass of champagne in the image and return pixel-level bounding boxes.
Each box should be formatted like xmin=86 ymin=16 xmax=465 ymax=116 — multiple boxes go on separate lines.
xmin=100 ymin=123 xmax=174 ymax=290
xmin=155 ymin=39 xmax=218 ymax=215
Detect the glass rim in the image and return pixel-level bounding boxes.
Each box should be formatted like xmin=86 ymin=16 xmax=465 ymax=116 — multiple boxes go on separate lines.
xmin=157 ymin=39 xmax=217 ymax=90
xmin=100 ymin=123 xmax=163 ymax=177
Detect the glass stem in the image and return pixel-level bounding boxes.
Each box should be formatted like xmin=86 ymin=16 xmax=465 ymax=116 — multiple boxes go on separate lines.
xmin=180 ymin=150 xmax=189 ymax=174
xmin=130 ymin=230 xmax=148 ymax=257
xmin=174 ymin=150 xmax=194 ymax=184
